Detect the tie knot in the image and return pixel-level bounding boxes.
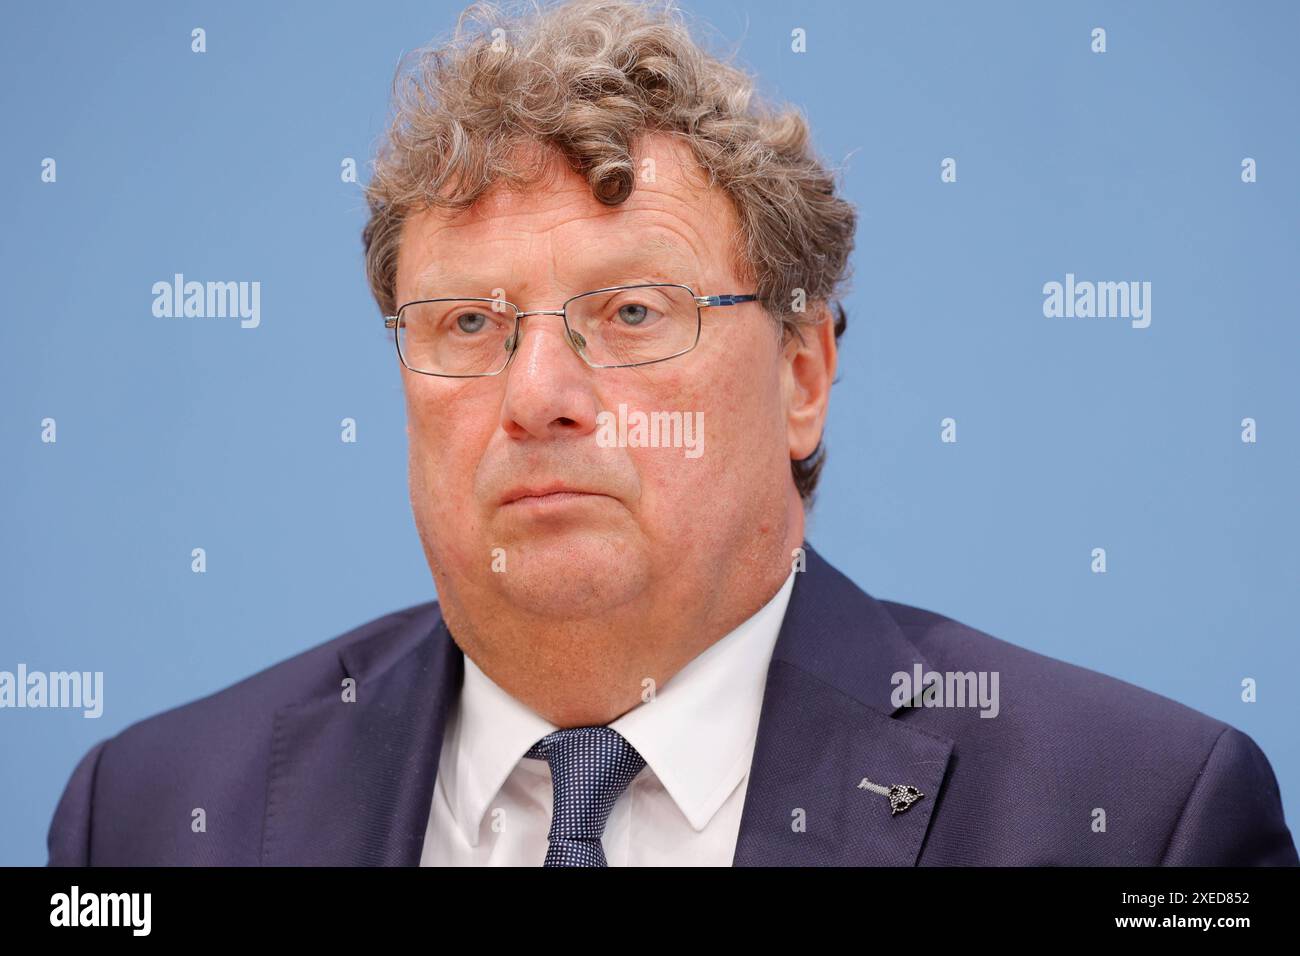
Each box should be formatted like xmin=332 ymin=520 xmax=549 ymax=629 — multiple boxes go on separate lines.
xmin=524 ymin=726 xmax=646 ymax=866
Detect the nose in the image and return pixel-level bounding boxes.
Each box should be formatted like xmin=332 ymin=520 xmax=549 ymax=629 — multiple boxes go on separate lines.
xmin=498 ymin=311 xmax=600 ymax=441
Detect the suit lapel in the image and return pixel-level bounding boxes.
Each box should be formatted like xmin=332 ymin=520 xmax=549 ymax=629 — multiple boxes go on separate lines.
xmin=732 ymin=545 xmax=954 ymax=866
xmin=261 ymin=607 xmax=462 ymax=865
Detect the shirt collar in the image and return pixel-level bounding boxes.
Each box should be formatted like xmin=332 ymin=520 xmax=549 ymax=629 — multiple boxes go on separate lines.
xmin=444 ymin=569 xmax=797 ymax=845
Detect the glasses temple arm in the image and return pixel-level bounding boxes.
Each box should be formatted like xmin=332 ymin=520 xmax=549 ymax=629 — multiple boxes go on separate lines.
xmin=696 ymin=294 xmax=760 ymax=308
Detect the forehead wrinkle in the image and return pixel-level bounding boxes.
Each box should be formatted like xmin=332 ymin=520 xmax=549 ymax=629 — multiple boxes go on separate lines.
xmin=415 ymin=228 xmax=706 ymax=300
xmin=550 ymin=233 xmax=703 ymax=298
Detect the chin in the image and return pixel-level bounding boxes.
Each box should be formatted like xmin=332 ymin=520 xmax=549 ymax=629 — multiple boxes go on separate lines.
xmin=493 ymin=531 xmax=650 ymax=620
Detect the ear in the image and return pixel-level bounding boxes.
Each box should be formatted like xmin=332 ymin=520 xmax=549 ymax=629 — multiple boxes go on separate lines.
xmin=782 ymin=303 xmax=838 ymax=463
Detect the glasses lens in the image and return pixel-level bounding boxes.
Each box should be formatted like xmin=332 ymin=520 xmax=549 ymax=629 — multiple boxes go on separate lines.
xmin=565 ymin=284 xmax=700 ymax=367
xmin=397 ymin=299 xmax=517 ymax=375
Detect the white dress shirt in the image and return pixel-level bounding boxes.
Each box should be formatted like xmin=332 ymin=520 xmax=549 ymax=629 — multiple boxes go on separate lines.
xmin=419 ymin=569 xmax=796 ymax=866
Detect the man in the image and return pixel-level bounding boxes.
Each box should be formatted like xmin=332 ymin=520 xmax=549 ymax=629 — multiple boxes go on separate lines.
xmin=48 ymin=0 xmax=1296 ymax=866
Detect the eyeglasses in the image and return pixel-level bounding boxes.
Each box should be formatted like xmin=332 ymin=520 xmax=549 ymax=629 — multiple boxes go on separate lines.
xmin=383 ymin=283 xmax=759 ymax=377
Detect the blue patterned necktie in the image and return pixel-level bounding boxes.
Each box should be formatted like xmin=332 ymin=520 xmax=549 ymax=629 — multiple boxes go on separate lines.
xmin=524 ymin=726 xmax=647 ymax=867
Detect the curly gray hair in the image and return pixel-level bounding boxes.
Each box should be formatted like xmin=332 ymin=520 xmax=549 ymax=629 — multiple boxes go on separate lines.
xmin=362 ymin=0 xmax=857 ymax=504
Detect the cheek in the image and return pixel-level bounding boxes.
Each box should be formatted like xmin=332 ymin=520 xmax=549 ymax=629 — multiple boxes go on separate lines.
xmin=696 ymin=346 xmax=786 ymax=463
xmin=618 ymin=348 xmax=782 ymax=530
xmin=405 ymin=379 xmax=492 ymax=520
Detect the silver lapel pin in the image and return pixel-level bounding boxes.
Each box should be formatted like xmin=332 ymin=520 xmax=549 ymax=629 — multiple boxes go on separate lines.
xmin=857 ymin=777 xmax=924 ymax=815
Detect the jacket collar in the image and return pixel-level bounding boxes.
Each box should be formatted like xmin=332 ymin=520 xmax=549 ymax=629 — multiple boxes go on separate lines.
xmin=260 ymin=543 xmax=953 ymax=865
xmin=261 ymin=606 xmax=461 ymax=865
xmin=730 ymin=545 xmax=954 ymax=865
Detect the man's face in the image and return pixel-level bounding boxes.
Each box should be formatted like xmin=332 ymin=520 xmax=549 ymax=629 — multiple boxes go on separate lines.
xmin=394 ymin=134 xmax=806 ymax=624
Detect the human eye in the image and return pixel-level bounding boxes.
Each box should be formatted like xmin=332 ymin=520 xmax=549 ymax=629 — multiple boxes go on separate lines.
xmin=603 ymin=292 xmax=670 ymax=330
xmin=445 ymin=306 xmax=507 ymax=336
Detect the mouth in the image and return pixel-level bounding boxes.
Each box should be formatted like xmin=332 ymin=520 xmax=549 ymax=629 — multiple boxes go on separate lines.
xmin=499 ymin=484 xmax=611 ymax=508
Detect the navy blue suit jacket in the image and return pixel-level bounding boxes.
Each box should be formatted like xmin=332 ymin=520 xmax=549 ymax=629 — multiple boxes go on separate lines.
xmin=47 ymin=544 xmax=1298 ymax=865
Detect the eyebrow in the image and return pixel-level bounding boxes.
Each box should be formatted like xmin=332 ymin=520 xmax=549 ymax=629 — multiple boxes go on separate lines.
xmin=413 ymin=236 xmax=701 ymax=298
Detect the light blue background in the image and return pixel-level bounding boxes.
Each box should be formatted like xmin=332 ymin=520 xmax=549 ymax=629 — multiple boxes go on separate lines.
xmin=2 ymin=1 xmax=1296 ymax=865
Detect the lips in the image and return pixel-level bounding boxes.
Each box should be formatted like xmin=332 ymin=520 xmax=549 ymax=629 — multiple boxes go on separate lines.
xmin=499 ymin=482 xmax=605 ymax=506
